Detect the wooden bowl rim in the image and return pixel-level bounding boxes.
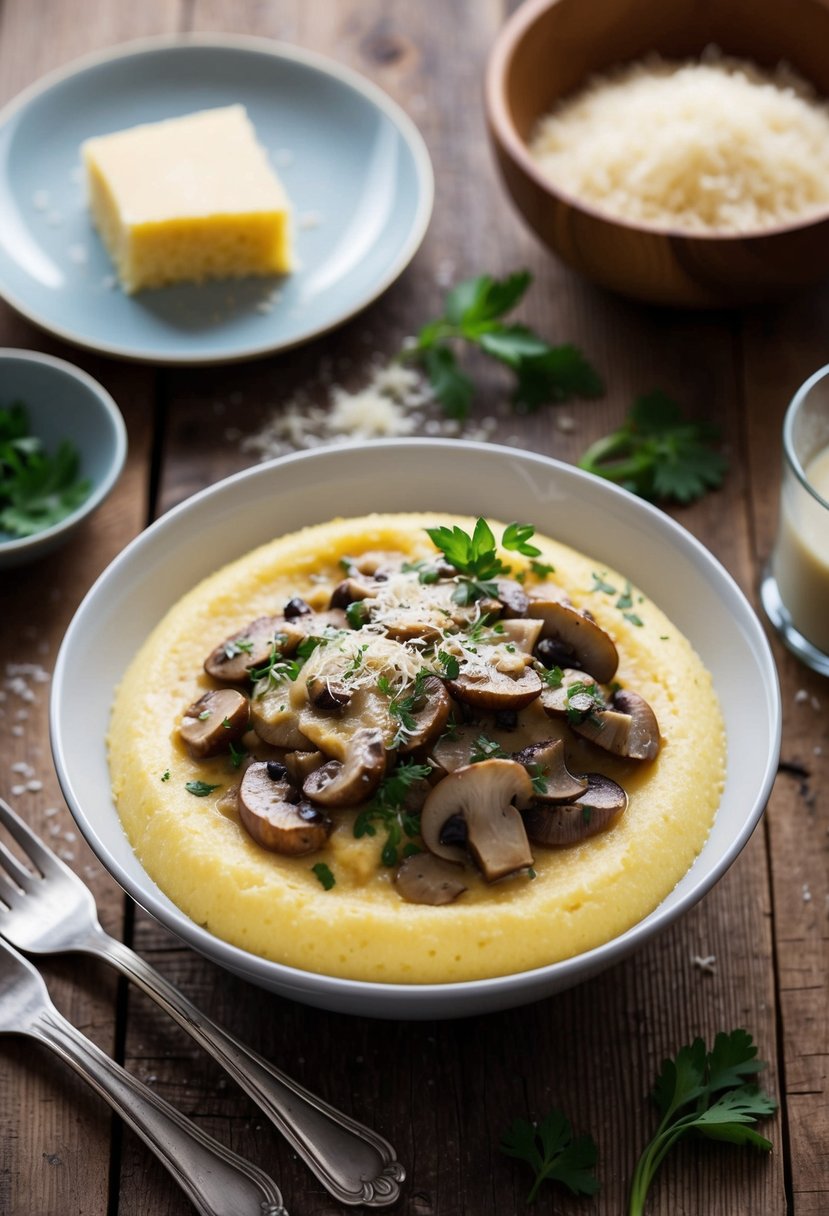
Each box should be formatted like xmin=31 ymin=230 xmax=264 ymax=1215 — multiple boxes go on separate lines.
xmin=484 ymin=0 xmax=829 ymax=244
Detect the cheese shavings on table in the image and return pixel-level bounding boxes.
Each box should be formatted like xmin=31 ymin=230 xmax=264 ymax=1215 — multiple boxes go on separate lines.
xmin=529 ymin=54 xmax=829 ymax=233
xmin=83 ymin=105 xmax=293 ymax=292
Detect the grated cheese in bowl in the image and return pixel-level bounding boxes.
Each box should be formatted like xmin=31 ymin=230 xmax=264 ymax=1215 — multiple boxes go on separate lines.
xmin=528 ymin=53 xmax=829 ymax=234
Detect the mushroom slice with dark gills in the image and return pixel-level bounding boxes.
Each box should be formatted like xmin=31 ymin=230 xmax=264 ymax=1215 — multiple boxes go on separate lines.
xmin=527 ymin=592 xmax=618 ymax=684
xmin=395 ymin=852 xmax=467 ymax=906
xmin=238 ymin=761 xmax=332 ymax=855
xmin=572 ymin=688 xmax=661 ymax=761
xmin=523 ymin=774 xmax=628 ymax=847
xmin=420 ymin=758 xmax=534 ymax=881
xmin=179 ymin=688 xmax=250 ymax=759
xmin=396 ymin=675 xmax=452 ymax=756
xmin=513 ymin=738 xmax=588 ymax=803
xmin=205 ymin=608 xmax=348 ymax=684
xmin=303 ymin=727 xmax=386 ymax=807
xmin=539 ymin=669 xmax=604 ymax=724
xmin=495 ymin=578 xmax=530 ymax=618
xmin=448 ymin=664 xmax=542 ymax=713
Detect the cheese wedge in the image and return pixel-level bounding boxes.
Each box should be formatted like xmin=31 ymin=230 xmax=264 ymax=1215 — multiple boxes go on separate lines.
xmin=83 ymin=105 xmax=293 ymax=293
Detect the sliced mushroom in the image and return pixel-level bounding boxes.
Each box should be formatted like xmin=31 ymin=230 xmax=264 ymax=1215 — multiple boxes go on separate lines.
xmin=329 ymin=577 xmax=378 ymax=609
xmin=307 ymin=675 xmax=352 ymax=713
xmin=448 ymin=664 xmax=542 ymax=712
xmin=498 ymin=617 xmax=543 ymax=654
xmin=513 ymin=738 xmax=588 ymax=804
xmin=523 ymin=773 xmax=628 ymax=846
xmin=527 ymin=598 xmax=618 ymax=684
xmin=179 ymin=688 xmax=250 ymax=759
xmin=302 ymin=727 xmax=386 ymax=807
xmin=397 ymin=676 xmax=452 ymax=756
xmin=571 ymin=689 xmax=661 ymax=761
xmin=496 ymin=578 xmax=529 ymax=618
xmin=420 ymin=758 xmax=534 ymax=881
xmin=344 ymin=550 xmax=406 ymax=578
xmin=395 ymin=852 xmax=467 ymax=905
xmin=539 ymin=669 xmax=603 ymax=722
xmin=205 ymin=616 xmax=303 ymax=683
xmin=238 ymin=761 xmax=331 ymax=854
xmin=282 ymin=749 xmax=325 ymax=786
xmin=250 ymin=684 xmax=315 ymax=750
xmin=283 ymin=597 xmax=313 ymax=619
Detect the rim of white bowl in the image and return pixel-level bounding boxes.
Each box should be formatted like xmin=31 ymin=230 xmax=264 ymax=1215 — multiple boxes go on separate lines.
xmin=50 ymin=439 xmax=782 ymax=1007
xmin=0 ymin=348 xmax=127 ymax=555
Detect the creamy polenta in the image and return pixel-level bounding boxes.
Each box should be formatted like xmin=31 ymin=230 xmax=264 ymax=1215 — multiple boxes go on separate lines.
xmin=108 ymin=514 xmax=725 ymax=983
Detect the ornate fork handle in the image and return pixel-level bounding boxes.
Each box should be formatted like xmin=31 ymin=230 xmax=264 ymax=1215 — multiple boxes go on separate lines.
xmin=81 ymin=926 xmax=404 ymax=1207
xmin=30 ymin=1003 xmax=286 ymax=1216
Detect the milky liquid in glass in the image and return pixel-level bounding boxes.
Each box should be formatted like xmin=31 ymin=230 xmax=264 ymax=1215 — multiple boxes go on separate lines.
xmin=772 ymin=444 xmax=829 ymax=654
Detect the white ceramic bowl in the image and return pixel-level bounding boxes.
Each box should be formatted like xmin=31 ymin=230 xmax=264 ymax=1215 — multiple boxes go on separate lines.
xmin=51 ymin=441 xmax=781 ymax=1019
xmin=0 ymin=348 xmax=127 ymax=568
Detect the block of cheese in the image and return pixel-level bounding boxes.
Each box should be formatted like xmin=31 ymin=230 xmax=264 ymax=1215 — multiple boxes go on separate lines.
xmin=82 ymin=105 xmax=293 ymax=293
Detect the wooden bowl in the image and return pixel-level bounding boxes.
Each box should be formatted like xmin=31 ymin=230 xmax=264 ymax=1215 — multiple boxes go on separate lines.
xmin=485 ymin=0 xmax=829 ymax=306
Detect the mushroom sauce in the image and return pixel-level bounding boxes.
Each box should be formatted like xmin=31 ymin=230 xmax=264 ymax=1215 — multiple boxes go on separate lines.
xmin=108 ymin=514 xmax=725 ymax=983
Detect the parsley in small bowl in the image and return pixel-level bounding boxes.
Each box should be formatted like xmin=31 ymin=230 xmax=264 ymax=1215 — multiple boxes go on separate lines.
xmin=0 ymin=349 xmax=126 ymax=568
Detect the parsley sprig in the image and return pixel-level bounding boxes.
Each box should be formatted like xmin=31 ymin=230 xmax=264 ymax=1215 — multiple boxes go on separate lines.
xmin=408 ymin=271 xmax=603 ymax=419
xmin=425 ymin=517 xmax=542 ymax=603
xmin=501 ymin=1107 xmax=600 ymax=1202
xmin=629 ymin=1029 xmax=777 ymax=1215
xmin=353 ymin=761 xmax=432 ymax=866
xmin=579 ymin=391 xmax=728 ymax=505
xmin=0 ymin=402 xmax=91 ymax=538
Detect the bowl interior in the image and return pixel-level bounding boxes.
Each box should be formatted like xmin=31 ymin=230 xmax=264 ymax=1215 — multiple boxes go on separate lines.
xmin=51 ymin=441 xmax=780 ymax=1017
xmin=0 ymin=350 xmax=126 ymax=559
xmin=502 ymin=0 xmax=829 ymax=142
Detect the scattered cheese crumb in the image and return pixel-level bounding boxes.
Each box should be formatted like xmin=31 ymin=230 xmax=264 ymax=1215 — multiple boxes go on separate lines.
xmin=691 ymin=954 xmax=717 ymax=974
xmin=10 ymin=784 xmax=25 ymax=797
xmin=556 ymin=414 xmax=576 ymax=433
xmin=803 ymin=883 xmax=812 ymax=903
xmin=26 ymin=779 xmax=43 ymax=793
xmin=795 ymin=688 xmax=809 ymax=703
xmin=240 ymin=359 xmax=497 ymax=462
xmin=11 ymin=761 xmax=33 ymax=777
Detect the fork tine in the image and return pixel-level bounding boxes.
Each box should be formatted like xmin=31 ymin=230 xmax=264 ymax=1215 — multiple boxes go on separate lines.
xmin=0 ymin=798 xmax=66 ymax=879
xmin=0 ymin=867 xmax=23 ymax=909
xmin=0 ymin=840 xmax=36 ymax=889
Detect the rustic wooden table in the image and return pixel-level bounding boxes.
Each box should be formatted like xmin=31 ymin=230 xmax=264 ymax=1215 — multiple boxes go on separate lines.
xmin=1 ymin=2 xmax=827 ymax=1214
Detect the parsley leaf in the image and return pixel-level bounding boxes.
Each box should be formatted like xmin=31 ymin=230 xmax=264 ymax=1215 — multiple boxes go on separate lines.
xmin=425 ymin=517 xmax=541 ymax=603
xmin=0 ymin=402 xmax=91 ymax=539
xmin=408 ymin=272 xmax=602 ymax=419
xmin=629 ymin=1029 xmax=776 ymax=1216
xmin=501 ymin=1108 xmax=600 ymax=1202
xmin=185 ymin=780 xmax=221 ymax=797
xmin=579 ymin=391 xmax=728 ymax=505
xmin=353 ymin=761 xmax=432 ymax=866
xmin=470 ymin=734 xmax=508 ymax=763
xmin=311 ymin=862 xmax=336 ymax=890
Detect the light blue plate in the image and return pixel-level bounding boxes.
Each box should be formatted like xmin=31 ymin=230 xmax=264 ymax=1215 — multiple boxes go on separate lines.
xmin=0 ymin=35 xmax=433 ymax=365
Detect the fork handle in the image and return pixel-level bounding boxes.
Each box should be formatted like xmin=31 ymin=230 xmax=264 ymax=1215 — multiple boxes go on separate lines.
xmin=29 ymin=1004 xmax=287 ymax=1216
xmin=83 ymin=930 xmax=404 ymax=1207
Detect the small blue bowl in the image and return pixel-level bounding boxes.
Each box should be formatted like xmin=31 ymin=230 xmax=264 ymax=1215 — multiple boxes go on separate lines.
xmin=0 ymin=348 xmax=127 ymax=568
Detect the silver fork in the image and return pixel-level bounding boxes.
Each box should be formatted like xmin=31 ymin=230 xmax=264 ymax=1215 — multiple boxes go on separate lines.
xmin=0 ymin=798 xmax=404 ymax=1208
xmin=0 ymin=936 xmax=287 ymax=1216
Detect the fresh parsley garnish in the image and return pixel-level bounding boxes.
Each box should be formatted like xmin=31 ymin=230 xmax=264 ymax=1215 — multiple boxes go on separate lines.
xmin=311 ymin=862 xmax=336 ymax=890
xmin=0 ymin=401 xmax=91 ymax=539
xmin=579 ymin=391 xmax=728 ymax=505
xmin=380 ymin=670 xmax=431 ymax=749
xmin=228 ymin=740 xmax=246 ymax=770
xmin=436 ymin=649 xmax=460 ymax=679
xmin=629 ymin=1029 xmax=776 ymax=1216
xmin=249 ymin=638 xmax=301 ymax=686
xmin=160 ymin=769 xmax=170 ymax=783
xmin=501 ymin=1107 xmax=600 ymax=1202
xmin=224 ymin=638 xmax=255 ymax=660
xmin=407 ymin=272 xmax=603 ymax=419
xmin=529 ymin=558 xmax=555 ymax=579
xmin=185 ymin=780 xmax=221 ymax=797
xmin=425 ymin=517 xmax=542 ymax=603
xmin=539 ymin=665 xmax=564 ymax=688
xmin=353 ymin=761 xmax=432 ymax=866
xmin=470 ymin=734 xmax=509 ymax=763
xmin=528 ymin=764 xmax=548 ymax=796
xmin=589 ymin=572 xmax=617 ymax=595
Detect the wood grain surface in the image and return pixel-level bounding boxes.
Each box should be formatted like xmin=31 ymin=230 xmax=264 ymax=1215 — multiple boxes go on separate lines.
xmin=0 ymin=2 xmax=826 ymax=1215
